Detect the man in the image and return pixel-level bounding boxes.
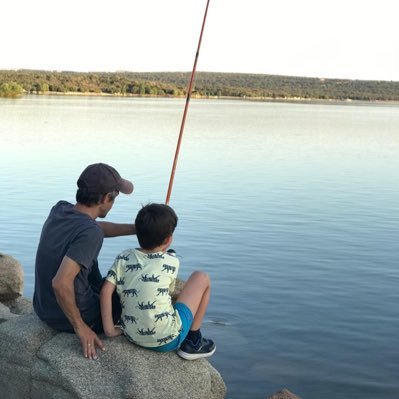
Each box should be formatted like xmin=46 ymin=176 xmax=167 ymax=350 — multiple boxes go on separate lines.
xmin=33 ymin=163 xmax=135 ymax=360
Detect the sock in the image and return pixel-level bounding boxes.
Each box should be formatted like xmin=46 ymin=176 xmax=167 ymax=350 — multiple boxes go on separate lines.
xmin=186 ymin=329 xmax=201 ymax=343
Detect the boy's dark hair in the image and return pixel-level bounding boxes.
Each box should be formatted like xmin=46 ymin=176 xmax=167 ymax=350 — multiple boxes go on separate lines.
xmin=135 ymin=204 xmax=178 ymax=250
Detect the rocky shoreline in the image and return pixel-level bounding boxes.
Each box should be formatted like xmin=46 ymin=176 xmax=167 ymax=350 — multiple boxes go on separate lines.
xmin=0 ymin=252 xmax=301 ymax=399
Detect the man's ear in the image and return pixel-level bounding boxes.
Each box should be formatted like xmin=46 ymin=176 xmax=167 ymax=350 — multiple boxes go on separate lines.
xmin=100 ymin=194 xmax=107 ymax=204
xmin=101 ymin=193 xmax=111 ymax=205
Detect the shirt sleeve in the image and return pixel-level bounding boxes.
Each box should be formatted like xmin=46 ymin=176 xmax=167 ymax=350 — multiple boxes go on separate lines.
xmin=65 ymin=225 xmax=103 ymax=271
xmin=105 ymin=257 xmax=118 ymax=285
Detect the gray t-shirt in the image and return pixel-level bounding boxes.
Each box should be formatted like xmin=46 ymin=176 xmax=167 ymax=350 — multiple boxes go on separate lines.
xmin=33 ymin=200 xmax=104 ymax=331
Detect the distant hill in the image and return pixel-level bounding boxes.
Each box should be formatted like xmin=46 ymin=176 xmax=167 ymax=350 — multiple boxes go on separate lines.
xmin=0 ymin=69 xmax=398 ymax=101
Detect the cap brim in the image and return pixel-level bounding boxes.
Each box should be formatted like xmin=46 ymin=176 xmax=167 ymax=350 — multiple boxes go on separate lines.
xmin=118 ymin=179 xmax=134 ymax=194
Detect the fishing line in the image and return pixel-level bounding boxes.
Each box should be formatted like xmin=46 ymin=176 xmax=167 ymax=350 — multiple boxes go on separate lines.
xmin=165 ymin=0 xmax=211 ymax=205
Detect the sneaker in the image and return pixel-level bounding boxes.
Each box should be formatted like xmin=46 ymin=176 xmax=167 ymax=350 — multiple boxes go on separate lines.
xmin=177 ymin=336 xmax=216 ymax=360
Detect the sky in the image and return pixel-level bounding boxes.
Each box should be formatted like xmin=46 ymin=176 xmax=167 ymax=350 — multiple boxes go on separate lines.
xmin=1 ymin=0 xmax=398 ymax=81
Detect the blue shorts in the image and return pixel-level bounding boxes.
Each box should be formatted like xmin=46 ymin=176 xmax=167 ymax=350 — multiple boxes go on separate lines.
xmin=149 ymin=302 xmax=193 ymax=352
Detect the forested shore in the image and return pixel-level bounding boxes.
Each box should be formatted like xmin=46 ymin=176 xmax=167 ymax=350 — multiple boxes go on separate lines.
xmin=1 ymin=69 xmax=398 ymax=101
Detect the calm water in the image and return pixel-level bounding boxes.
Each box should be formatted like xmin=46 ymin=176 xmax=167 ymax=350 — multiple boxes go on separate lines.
xmin=1 ymin=96 xmax=399 ymax=399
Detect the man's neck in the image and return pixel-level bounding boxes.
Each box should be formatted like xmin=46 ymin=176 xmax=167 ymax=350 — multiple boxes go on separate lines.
xmin=74 ymin=203 xmax=99 ymax=220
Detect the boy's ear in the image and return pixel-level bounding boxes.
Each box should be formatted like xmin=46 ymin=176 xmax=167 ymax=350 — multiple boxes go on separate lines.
xmin=162 ymin=235 xmax=173 ymax=248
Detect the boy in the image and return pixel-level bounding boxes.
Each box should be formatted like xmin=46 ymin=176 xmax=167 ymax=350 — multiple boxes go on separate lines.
xmin=100 ymin=203 xmax=215 ymax=360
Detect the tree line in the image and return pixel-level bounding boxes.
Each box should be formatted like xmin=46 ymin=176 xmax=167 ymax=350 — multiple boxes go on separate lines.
xmin=1 ymin=69 xmax=398 ymax=101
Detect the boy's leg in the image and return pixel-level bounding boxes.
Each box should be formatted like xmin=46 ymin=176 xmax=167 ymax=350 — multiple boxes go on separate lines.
xmin=175 ymin=271 xmax=216 ymax=360
xmin=176 ymin=271 xmax=210 ymax=330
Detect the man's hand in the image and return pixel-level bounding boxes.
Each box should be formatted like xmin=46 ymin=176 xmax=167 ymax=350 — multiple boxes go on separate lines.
xmin=75 ymin=322 xmax=105 ymax=360
xmin=53 ymin=256 xmax=105 ymax=360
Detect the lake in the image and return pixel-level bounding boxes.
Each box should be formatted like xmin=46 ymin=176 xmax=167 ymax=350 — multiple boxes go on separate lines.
xmin=1 ymin=95 xmax=399 ymax=399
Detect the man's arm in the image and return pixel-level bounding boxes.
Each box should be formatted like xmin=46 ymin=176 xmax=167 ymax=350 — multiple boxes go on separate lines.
xmin=52 ymin=256 xmax=104 ymax=359
xmin=100 ymin=280 xmax=123 ymax=337
xmin=96 ymin=222 xmax=136 ymax=237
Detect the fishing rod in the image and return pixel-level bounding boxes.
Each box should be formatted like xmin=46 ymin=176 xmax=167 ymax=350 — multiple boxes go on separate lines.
xmin=165 ymin=0 xmax=211 ymax=205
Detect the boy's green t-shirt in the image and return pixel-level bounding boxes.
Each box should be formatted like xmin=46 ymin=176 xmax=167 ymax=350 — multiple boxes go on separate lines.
xmin=106 ymin=249 xmax=182 ymax=347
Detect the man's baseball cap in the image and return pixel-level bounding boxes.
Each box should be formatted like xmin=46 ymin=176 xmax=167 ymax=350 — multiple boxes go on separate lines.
xmin=77 ymin=163 xmax=134 ymax=194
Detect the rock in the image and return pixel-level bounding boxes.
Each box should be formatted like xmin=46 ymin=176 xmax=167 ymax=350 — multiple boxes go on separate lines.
xmin=0 ymin=301 xmax=20 ymax=322
xmin=0 ymin=256 xmax=225 ymax=398
xmin=0 ymin=303 xmax=226 ymax=399
xmin=1 ymin=296 xmax=33 ymax=315
xmin=0 ymin=313 xmax=58 ymax=398
xmin=0 ymin=252 xmax=24 ymax=300
xmin=266 ymin=388 xmax=302 ymax=399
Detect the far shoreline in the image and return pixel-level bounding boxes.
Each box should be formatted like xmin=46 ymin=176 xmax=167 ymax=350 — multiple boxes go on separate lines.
xmin=2 ymin=70 xmax=398 ymax=103
xmin=17 ymin=91 xmax=399 ymax=107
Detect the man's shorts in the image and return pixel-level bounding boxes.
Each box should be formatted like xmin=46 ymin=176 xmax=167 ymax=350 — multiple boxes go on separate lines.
xmin=149 ymin=302 xmax=193 ymax=352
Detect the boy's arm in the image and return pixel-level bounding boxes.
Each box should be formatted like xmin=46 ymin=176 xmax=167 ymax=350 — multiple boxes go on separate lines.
xmin=100 ymin=280 xmax=123 ymax=337
xmin=97 ymin=222 xmax=136 ymax=238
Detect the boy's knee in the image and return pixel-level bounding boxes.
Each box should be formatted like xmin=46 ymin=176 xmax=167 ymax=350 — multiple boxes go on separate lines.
xmin=191 ymin=270 xmax=210 ymax=286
